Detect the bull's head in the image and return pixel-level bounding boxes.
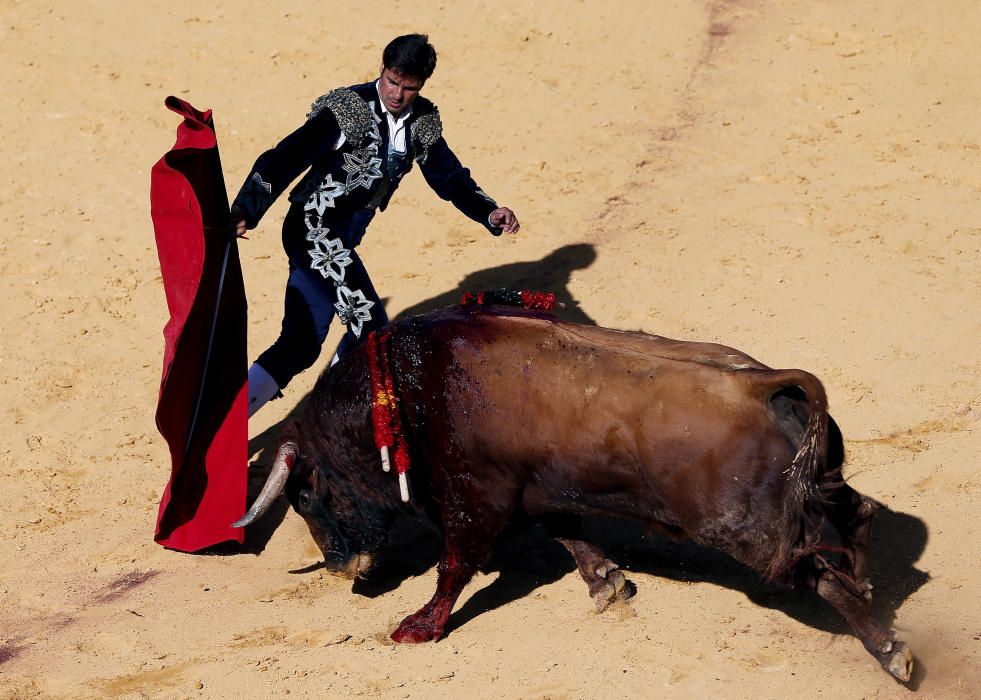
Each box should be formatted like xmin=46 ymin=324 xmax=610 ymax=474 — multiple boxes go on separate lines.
xmin=232 ymin=440 xmax=389 ymax=579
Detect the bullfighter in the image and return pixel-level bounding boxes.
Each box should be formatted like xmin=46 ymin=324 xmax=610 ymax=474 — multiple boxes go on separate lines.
xmin=229 ymin=33 xmax=520 ymax=417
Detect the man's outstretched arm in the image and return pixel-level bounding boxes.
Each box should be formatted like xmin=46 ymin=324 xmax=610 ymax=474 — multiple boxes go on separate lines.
xmin=419 ymin=138 xmax=519 ymax=236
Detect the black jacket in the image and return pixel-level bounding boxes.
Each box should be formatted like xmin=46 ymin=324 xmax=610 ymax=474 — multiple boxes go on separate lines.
xmin=232 ymin=81 xmax=501 ymax=249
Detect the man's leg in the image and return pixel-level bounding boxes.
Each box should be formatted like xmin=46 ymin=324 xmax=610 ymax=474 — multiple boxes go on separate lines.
xmin=249 ymin=248 xmax=387 ymax=415
xmin=331 ymin=263 xmax=389 ymax=364
xmin=249 ymin=260 xmax=339 ymax=416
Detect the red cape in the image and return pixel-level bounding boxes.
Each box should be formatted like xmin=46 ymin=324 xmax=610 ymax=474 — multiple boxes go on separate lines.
xmin=150 ymin=97 xmax=247 ymax=552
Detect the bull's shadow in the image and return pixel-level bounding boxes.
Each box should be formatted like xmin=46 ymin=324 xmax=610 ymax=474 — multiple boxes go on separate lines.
xmin=352 ymin=503 xmax=928 ymax=673
xmin=585 ymin=506 xmax=929 ymax=636
xmin=240 ymin=243 xmax=600 ymax=551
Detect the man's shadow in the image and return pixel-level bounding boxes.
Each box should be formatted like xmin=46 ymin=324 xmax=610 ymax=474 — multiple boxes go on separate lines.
xmin=395 ymin=243 xmax=598 ymax=325
xmin=238 ymin=243 xmax=600 ymax=552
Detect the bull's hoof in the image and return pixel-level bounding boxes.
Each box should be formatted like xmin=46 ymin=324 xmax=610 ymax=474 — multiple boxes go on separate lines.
xmin=859 ymin=578 xmax=873 ymax=605
xmin=590 ymin=568 xmax=636 ymax=613
xmin=391 ymin=615 xmax=443 ymax=644
xmin=857 ymin=498 xmax=877 ymax=520
xmin=885 ymin=641 xmax=913 ymax=683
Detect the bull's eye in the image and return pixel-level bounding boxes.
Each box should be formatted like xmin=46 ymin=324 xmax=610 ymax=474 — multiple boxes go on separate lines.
xmin=298 ymin=489 xmax=314 ymax=512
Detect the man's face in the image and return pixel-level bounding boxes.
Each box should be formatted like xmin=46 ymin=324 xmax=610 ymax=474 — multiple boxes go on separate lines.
xmin=378 ymin=66 xmax=424 ymax=117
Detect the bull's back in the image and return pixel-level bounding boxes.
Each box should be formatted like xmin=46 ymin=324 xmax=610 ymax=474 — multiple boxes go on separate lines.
xmin=411 ymin=310 xmax=796 ymax=528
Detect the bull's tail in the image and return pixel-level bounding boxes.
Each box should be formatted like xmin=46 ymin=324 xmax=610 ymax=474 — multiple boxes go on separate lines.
xmin=762 ymin=369 xmax=833 ymax=582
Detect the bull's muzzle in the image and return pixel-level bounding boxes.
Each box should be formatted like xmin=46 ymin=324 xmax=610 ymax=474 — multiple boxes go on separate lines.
xmin=321 ymin=552 xmax=374 ymax=580
xmin=342 ymin=552 xmax=374 ymax=579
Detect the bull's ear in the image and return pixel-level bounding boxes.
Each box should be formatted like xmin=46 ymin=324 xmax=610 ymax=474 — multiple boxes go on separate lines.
xmin=310 ymin=466 xmax=332 ymax=499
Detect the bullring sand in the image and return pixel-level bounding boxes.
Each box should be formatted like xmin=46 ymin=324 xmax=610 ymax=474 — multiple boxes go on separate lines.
xmin=1 ymin=1 xmax=979 ymax=697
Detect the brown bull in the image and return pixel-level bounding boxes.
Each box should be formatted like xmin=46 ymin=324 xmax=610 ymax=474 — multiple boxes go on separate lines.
xmin=235 ymin=304 xmax=913 ymax=682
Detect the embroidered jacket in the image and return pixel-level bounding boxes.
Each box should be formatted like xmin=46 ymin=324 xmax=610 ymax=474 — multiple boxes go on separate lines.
xmin=232 ymin=82 xmax=501 ymax=248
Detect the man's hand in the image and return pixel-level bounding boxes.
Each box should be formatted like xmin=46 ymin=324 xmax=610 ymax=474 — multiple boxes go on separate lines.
xmin=489 ymin=207 xmax=520 ymax=235
xmin=229 ymin=204 xmax=248 ymax=239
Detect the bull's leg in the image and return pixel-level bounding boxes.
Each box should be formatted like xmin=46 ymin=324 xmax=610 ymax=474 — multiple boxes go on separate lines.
xmin=389 ymin=550 xmax=484 ymax=643
xmin=391 ymin=492 xmax=515 ymax=644
xmin=556 ymin=538 xmax=634 ymax=612
xmin=813 ymin=566 xmax=913 ymax=682
xmin=543 ymin=514 xmax=633 ymax=612
xmin=828 ymin=483 xmax=877 ymax=601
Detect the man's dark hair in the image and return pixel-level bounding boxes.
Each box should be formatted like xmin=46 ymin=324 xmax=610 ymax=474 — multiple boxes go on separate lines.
xmin=382 ymin=34 xmax=437 ymax=81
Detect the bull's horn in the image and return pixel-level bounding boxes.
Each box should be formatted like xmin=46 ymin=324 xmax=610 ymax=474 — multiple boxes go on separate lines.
xmin=232 ymin=441 xmax=298 ymax=528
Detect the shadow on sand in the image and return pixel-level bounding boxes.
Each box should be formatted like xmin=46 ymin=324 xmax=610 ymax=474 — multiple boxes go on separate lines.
xmin=395 ymin=242 xmax=598 ymax=325
xmin=354 ymin=504 xmax=928 ymax=665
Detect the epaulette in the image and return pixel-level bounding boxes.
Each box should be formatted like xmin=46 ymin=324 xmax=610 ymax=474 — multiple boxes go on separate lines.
xmin=411 ymin=106 xmax=442 ymax=164
xmin=307 ymin=88 xmax=375 ymax=147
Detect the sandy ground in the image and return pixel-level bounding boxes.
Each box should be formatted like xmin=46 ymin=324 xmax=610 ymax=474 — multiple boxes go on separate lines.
xmin=2 ymin=0 xmax=980 ymax=697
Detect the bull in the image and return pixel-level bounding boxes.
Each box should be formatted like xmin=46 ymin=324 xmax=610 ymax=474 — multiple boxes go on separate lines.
xmin=234 ymin=303 xmax=913 ymax=682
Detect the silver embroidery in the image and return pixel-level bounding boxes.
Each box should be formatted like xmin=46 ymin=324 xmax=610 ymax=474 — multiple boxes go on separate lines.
xmin=307 ymin=90 xmax=384 ymax=194
xmin=251 ymin=172 xmax=273 ymax=193
xmin=303 ymin=213 xmax=331 ymax=243
xmin=308 ymin=238 xmax=353 ymax=285
xmin=303 ymin=210 xmax=351 ymax=284
xmin=367 ymin=101 xmax=384 ymax=126
xmin=239 ymin=171 xmax=275 ymax=213
xmin=411 ymin=110 xmax=442 ymax=164
xmin=334 ymin=285 xmax=375 ymax=337
xmin=300 ymin=89 xmax=380 ymax=335
xmin=474 ymin=187 xmax=497 ymax=206
xmin=308 ymin=88 xmax=376 ymax=147
xmin=345 ymin=107 xmax=384 ymax=193
xmin=342 ymin=148 xmax=384 ymax=191
xmin=305 ymin=174 xmax=346 ymax=215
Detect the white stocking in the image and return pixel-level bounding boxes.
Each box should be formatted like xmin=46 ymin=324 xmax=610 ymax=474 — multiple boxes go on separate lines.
xmin=247 ymin=363 xmax=280 ymax=418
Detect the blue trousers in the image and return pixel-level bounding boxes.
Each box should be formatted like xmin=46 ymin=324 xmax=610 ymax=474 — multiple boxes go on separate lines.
xmin=255 ymin=248 xmax=388 ymax=389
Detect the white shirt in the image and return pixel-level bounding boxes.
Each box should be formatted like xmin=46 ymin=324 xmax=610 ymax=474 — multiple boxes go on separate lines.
xmin=375 ymin=80 xmax=412 ymax=153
